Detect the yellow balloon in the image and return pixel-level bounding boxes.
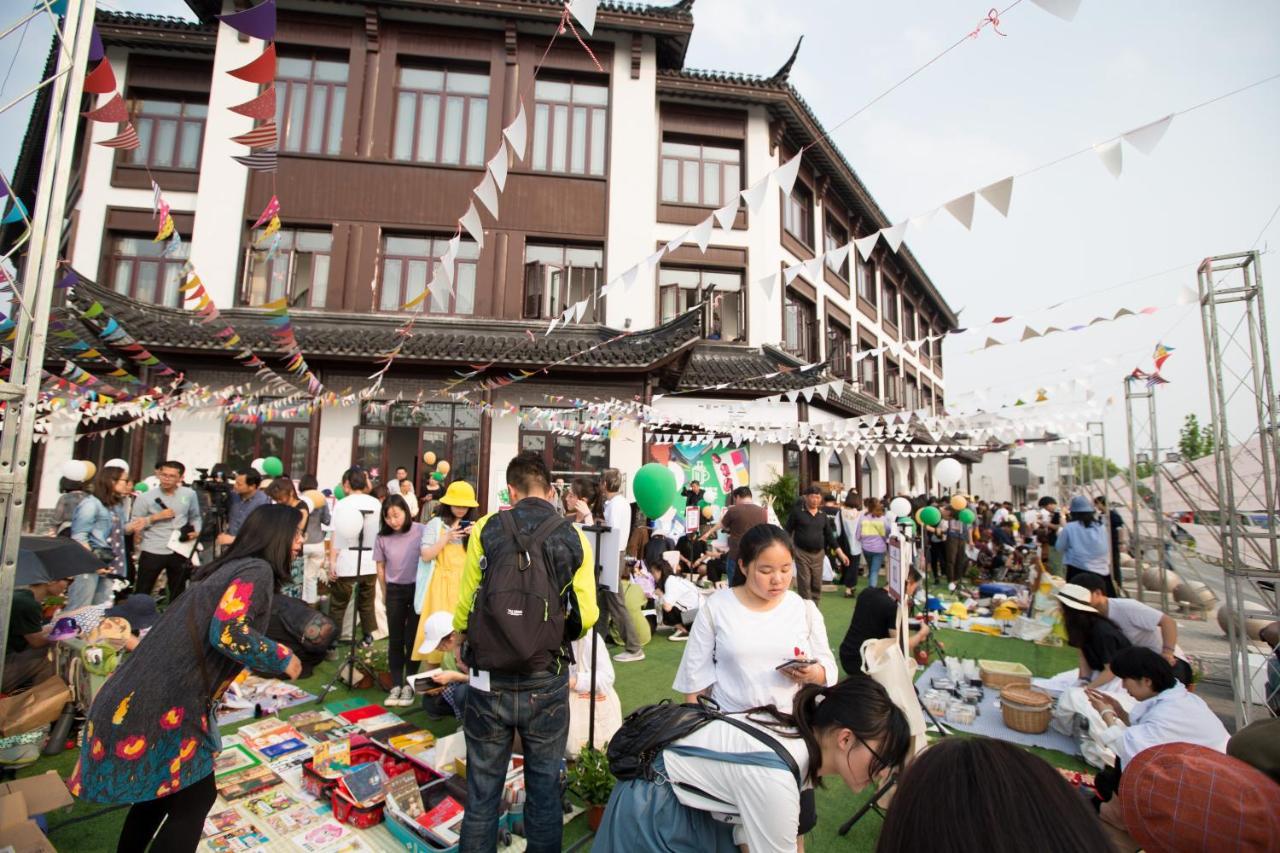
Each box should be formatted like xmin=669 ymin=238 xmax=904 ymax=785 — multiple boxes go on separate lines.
xmin=436 ymin=460 xmax=451 ymax=476
xmin=950 ymin=494 xmax=968 ymax=511
xmin=82 ymin=460 xmax=97 ymax=481
xmin=424 ymin=451 xmax=437 ymax=466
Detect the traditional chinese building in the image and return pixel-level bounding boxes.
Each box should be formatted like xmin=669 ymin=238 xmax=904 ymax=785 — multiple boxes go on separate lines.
xmin=13 ymin=0 xmax=958 ymax=519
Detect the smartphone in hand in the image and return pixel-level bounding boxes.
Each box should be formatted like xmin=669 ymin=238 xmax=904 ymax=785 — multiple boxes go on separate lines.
xmin=775 ymin=658 xmax=817 ymax=672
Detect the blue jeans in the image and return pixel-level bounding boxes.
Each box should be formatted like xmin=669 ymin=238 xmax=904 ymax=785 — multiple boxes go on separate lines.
xmin=460 ymin=671 xmax=569 ymax=853
xmin=65 ymin=573 xmax=113 ymax=611
xmin=724 ymin=556 xmax=737 ymax=586
xmin=865 ymin=552 xmax=885 ymax=588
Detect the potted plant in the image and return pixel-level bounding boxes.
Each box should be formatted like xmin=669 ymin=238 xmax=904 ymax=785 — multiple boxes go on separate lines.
xmin=567 ymin=746 xmax=615 ymax=831
xmin=759 ymin=472 xmax=799 ymax=524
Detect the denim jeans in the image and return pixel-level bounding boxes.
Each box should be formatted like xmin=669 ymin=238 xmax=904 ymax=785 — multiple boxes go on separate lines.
xmin=865 ymin=551 xmax=885 ymax=588
xmin=461 ymin=671 xmax=568 ymax=853
xmin=724 ymin=556 xmax=737 ymax=586
xmin=65 ymin=573 xmax=114 ymax=611
xmin=384 ymin=582 xmax=419 ymax=685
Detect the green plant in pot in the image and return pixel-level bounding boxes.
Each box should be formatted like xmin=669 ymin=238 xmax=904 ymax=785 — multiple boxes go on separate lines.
xmin=760 ymin=471 xmax=799 ymax=524
xmin=568 ymin=746 xmax=615 ymax=830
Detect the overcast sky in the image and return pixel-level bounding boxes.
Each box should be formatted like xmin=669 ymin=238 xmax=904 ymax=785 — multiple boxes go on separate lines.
xmin=3 ymin=0 xmax=1278 ymax=464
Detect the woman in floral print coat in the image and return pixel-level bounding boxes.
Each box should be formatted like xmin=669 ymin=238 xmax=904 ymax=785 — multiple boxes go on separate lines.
xmin=70 ymin=504 xmax=305 ymax=851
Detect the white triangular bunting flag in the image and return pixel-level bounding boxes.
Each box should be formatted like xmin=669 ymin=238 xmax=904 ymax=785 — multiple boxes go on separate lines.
xmin=1093 ymin=140 xmax=1123 ymax=178
xmin=1176 ymin=286 xmax=1198 ymax=305
xmin=1020 ymin=326 xmax=1040 ymax=341
xmin=474 ymin=172 xmax=500 ymax=218
xmin=758 ymin=272 xmax=778 ymax=299
xmin=573 ymin=299 xmax=588 ymax=323
xmin=827 ymin=242 xmax=850 ymax=272
xmin=854 ymin=232 xmax=880 ymax=261
xmin=802 ymin=387 xmax=815 ymax=402
xmin=978 ymin=177 xmax=1014 ymax=216
xmin=944 ymin=193 xmax=976 ymax=229
xmin=545 ymin=316 xmax=559 ymax=336
xmin=909 ymin=208 xmax=939 ymax=230
xmin=459 ymin=202 xmax=484 ymax=249
xmin=621 ymin=264 xmax=642 ymax=290
xmin=567 ymin=0 xmax=598 ymax=35
xmin=487 ymin=148 xmax=509 ymax=191
xmin=1122 ymin=114 xmax=1173 ymax=156
xmin=1030 ymin=0 xmax=1082 ymax=22
xmin=774 ymin=152 xmax=802 ymax=197
xmin=783 ymin=264 xmax=804 ymax=284
xmin=804 ymin=255 xmax=824 ymax=282
xmin=983 ymin=337 xmax=1001 ymax=349
xmin=831 ymin=378 xmax=845 ymax=397
xmin=665 ymin=229 xmax=692 ymax=255
xmin=691 ymin=215 xmax=715 ymax=253
xmin=740 ymin=174 xmax=772 ymax=215
xmin=712 ymin=201 xmax=738 ymax=230
xmin=502 ymin=103 xmax=528 ymax=161
xmin=880 ymin=221 xmax=908 ymax=252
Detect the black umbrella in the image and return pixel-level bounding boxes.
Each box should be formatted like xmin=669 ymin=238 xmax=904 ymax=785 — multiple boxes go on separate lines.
xmin=15 ymin=535 xmax=110 ymax=586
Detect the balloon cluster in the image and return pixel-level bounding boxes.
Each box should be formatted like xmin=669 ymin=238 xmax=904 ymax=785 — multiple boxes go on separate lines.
xmin=250 ymin=456 xmax=285 ymax=477
xmin=58 ymin=459 xmax=97 ymax=483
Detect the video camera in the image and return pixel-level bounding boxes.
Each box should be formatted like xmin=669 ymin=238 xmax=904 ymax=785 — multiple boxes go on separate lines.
xmin=192 ymin=464 xmax=234 ymax=543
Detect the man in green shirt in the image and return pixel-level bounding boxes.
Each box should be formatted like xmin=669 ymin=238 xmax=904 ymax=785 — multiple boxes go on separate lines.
xmin=3 ymin=577 xmax=70 ymax=693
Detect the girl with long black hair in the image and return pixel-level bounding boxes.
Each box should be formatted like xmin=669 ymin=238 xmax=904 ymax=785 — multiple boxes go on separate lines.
xmin=594 ymin=675 xmax=912 ymax=851
xmin=69 ymin=504 xmax=304 ymax=852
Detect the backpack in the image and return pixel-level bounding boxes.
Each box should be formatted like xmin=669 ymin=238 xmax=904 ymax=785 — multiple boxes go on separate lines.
xmin=464 ymin=510 xmax=573 ymax=675
xmin=607 ymin=699 xmax=802 ymax=798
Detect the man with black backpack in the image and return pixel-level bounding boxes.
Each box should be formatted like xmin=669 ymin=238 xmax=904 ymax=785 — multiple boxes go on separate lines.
xmin=453 ymin=451 xmax=599 ymax=853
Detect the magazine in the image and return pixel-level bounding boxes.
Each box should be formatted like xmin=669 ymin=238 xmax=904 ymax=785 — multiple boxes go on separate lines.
xmin=243 ymin=789 xmax=297 ymax=818
xmin=216 ymin=764 xmax=283 ymax=802
xmin=417 ymin=795 xmax=464 ymax=847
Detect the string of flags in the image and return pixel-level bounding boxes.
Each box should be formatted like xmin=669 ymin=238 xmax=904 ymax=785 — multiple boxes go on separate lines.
xmin=219 ymin=0 xmax=279 ymax=167
xmin=1128 ymin=341 xmax=1175 ymax=388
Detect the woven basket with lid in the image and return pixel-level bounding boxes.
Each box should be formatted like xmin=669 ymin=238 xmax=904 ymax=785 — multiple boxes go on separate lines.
xmin=1000 ymin=684 xmax=1053 ymax=734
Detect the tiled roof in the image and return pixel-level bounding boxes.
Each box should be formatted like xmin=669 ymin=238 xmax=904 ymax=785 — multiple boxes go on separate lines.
xmin=65 ymin=274 xmax=702 ymax=371
xmin=96 ymin=9 xmax=215 ymax=51
xmin=675 ymin=343 xmax=889 ymax=416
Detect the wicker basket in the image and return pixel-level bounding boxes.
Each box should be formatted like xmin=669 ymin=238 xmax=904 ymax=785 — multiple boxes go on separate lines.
xmin=1000 ymin=685 xmax=1053 ymax=734
xmin=979 ymin=659 xmax=1033 ymax=689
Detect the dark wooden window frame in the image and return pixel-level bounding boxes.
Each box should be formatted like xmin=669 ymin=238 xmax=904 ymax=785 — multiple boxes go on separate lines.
xmin=823 ymin=209 xmax=851 ymax=290
xmin=104 ymin=230 xmax=191 ymax=308
xmin=517 ymin=407 xmax=609 ymax=480
xmin=522 ymin=242 xmax=605 ymax=322
xmin=531 ymin=77 xmax=609 ymax=177
xmin=223 ymin=404 xmax=318 ymax=477
xmin=826 ymin=310 xmax=852 ymax=380
xmin=391 ymin=65 xmax=490 ymax=167
xmin=277 ymin=53 xmax=349 ymax=156
xmin=240 ymin=226 xmax=333 ymax=309
xmin=881 ymin=274 xmax=900 ymax=336
xmin=126 ymin=96 xmax=207 ymax=172
xmin=659 ymin=136 xmax=742 ymax=209
xmin=379 ymin=234 xmax=479 ymax=316
xmin=857 ymin=333 xmax=879 ymax=399
xmin=354 ymin=401 xmax=481 ymax=491
xmin=657 ymin=265 xmax=746 ymax=342
xmin=657 ymin=104 xmax=748 ymax=228
xmin=781 ymin=181 xmax=815 ymax=252
xmin=782 ymin=283 xmax=818 ymax=362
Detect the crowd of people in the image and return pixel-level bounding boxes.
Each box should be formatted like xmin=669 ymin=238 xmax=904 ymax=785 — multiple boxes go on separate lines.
xmin=7 ymin=451 xmax=1278 ymax=853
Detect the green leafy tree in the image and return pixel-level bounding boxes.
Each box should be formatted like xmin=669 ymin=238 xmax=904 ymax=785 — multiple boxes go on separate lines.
xmin=760 ymin=471 xmax=799 ymax=523
xmin=1135 ymin=460 xmax=1155 ymax=479
xmin=1178 ymin=413 xmax=1217 ymax=461
xmin=1074 ymin=454 xmax=1123 ymax=485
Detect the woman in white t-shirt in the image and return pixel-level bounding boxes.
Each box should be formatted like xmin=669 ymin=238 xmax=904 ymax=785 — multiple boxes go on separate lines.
xmin=594 ymin=676 xmax=912 ymax=853
xmin=649 ymin=561 xmax=702 ymax=640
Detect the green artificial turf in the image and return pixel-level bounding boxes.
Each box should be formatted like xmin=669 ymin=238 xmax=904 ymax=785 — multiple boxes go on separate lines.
xmin=21 ymin=592 xmax=1085 ymax=851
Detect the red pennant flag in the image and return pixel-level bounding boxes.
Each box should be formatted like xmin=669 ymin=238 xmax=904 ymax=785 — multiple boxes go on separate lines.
xmin=230 ymin=121 xmax=278 ymax=149
xmin=97 ymin=124 xmax=141 ymax=150
xmin=991 ymin=316 xmax=1013 ymax=324
xmin=83 ymin=93 xmax=129 ymax=123
xmin=228 ymin=44 xmax=276 ymax=84
xmin=229 ymin=85 xmax=276 ymax=119
xmin=83 ymin=60 xmax=117 ymax=95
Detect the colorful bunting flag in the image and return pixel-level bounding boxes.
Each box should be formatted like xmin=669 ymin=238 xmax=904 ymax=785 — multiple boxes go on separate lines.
xmin=230 ymin=121 xmax=278 ymax=149
xmin=88 ymin=26 xmax=104 ymax=62
xmin=232 ymin=149 xmax=277 ymax=172
xmin=97 ymin=124 xmax=140 ymax=150
xmin=82 ymin=93 xmax=129 ymax=123
xmin=82 ymin=60 xmax=117 ymax=95
xmin=1153 ymin=342 xmax=1174 ymax=370
xmin=252 ymin=195 xmax=280 ymax=229
xmin=229 ymin=86 xmax=276 ymax=120
xmin=256 ymin=215 xmax=281 ymax=245
xmin=228 ymin=45 xmax=277 ymax=84
xmin=217 ymin=0 xmax=276 ymax=41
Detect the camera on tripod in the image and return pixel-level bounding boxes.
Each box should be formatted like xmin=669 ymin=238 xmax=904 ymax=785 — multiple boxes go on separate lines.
xmin=192 ymin=464 xmax=233 ymax=543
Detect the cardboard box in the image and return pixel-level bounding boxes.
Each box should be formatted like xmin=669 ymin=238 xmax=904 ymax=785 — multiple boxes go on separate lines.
xmin=0 ymin=677 xmax=71 ymax=738
xmin=0 ymin=771 xmax=74 ymax=853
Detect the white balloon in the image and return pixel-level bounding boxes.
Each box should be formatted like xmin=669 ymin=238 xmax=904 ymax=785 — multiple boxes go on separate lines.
xmin=251 ymin=458 xmax=267 ymax=475
xmin=104 ymin=457 xmax=129 ymax=475
xmin=889 ymin=497 xmax=913 ymax=519
xmin=144 ymin=475 xmax=161 ymax=491
xmin=59 ymin=460 xmax=87 ymax=482
xmin=934 ymin=458 xmax=963 ymax=486
xmin=332 ymin=503 xmax=367 ymax=539
xmin=665 ymin=460 xmax=686 ymax=490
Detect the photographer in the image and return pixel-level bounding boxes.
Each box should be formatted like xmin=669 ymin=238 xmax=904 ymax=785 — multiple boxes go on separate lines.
xmin=131 ymin=460 xmax=202 ymax=600
xmin=217 ymin=469 xmax=270 ymax=548
xmin=839 ymin=569 xmax=929 ymax=676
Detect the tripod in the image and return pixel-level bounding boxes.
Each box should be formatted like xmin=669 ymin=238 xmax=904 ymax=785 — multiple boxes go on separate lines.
xmin=318 ymin=508 xmax=374 ymax=706
xmin=580 ymin=522 xmax=612 ymax=752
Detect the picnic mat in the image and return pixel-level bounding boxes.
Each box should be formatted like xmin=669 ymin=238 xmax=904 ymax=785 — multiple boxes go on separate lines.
xmin=915 ymin=661 xmax=1082 ymax=756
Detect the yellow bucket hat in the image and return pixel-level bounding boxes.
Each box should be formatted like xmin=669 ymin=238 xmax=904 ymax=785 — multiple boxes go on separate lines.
xmin=440 ymin=480 xmax=479 ymax=508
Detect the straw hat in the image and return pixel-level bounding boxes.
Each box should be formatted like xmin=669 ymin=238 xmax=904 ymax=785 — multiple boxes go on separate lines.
xmin=1055 ymin=583 xmax=1099 ymax=613
xmin=440 ymin=481 xmax=479 ymax=508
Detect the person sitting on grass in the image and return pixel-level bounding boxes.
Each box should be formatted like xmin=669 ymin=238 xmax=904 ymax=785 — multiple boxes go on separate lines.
xmin=875 ymin=737 xmax=1112 ymax=853
xmin=648 ymin=559 xmax=701 ymax=641
xmin=414 ymin=610 xmax=469 ymax=721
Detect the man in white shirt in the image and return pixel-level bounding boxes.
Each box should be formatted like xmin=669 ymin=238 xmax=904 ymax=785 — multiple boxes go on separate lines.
xmin=598 ymin=469 xmax=644 ymax=663
xmin=1072 ymin=573 xmax=1192 ymax=684
xmin=1087 ymin=646 xmax=1228 ymax=768
xmin=329 ymin=468 xmax=383 ymax=643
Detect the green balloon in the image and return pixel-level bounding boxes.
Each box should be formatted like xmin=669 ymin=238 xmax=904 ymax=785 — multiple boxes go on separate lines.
xmin=918 ymin=505 xmax=942 ymax=527
xmin=633 ymin=462 xmax=677 ymax=519
xmin=958 ymin=508 xmax=976 ymax=524
xmin=262 ymin=456 xmax=284 ymax=477
xmin=134 ymin=482 xmax=149 ymax=493
xmin=431 ymin=471 xmax=445 ymax=482
xmin=334 ymin=485 xmax=346 ymax=500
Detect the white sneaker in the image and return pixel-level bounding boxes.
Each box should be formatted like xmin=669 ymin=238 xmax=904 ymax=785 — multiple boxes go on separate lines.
xmin=613 ymin=650 xmax=645 ymax=662
xmin=386 ymin=686 xmax=405 ymax=707
xmin=669 ymin=632 xmax=689 ymax=642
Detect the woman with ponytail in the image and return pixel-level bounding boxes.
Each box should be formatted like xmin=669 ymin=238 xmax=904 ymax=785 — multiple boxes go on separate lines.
xmin=594 ymin=675 xmax=912 ymax=852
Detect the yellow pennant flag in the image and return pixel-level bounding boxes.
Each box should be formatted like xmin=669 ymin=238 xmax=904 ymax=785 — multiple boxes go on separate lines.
xmin=401 ymin=289 xmax=429 ymax=310
xmin=195 ymin=293 xmax=211 ymax=310
xmin=154 ymin=215 xmax=174 ymax=242
xmin=256 ymin=215 xmax=281 ymax=245
xmin=179 ymin=274 xmax=203 ymax=293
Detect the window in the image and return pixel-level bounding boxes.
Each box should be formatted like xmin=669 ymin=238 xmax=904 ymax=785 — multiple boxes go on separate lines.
xmin=856 ymin=255 xmax=875 ymax=305
xmin=357 ymin=402 xmax=479 ymax=491
xmin=782 ymin=183 xmax=814 ymax=247
xmin=224 ymin=406 xmax=311 ymax=476
xmin=827 ymin=455 xmax=844 ymax=485
xmin=393 ymin=66 xmax=488 ymax=166
xmin=523 ymin=244 xmax=604 ymax=322
xmin=883 ymin=280 xmax=899 ymax=328
xmin=532 ymin=79 xmax=608 ymax=176
xmin=905 ymin=376 xmax=919 ymax=410
xmin=783 ymin=290 xmax=817 ymax=361
xmin=658 ymin=267 xmax=744 ymax=341
xmin=827 ymin=321 xmax=851 ymax=379
xmin=519 ymin=408 xmax=608 ymax=480
xmin=902 ymin=301 xmax=916 ymax=341
xmin=885 ymin=360 xmax=902 ymax=407
xmin=858 ymin=341 xmax=879 ymax=397
xmin=127 ymin=98 xmax=206 ymax=170
xmin=660 ymin=138 xmax=740 ymax=208
xmin=824 ymin=216 xmax=850 ymax=280
xmin=107 ymin=233 xmax=190 ymax=307
xmin=380 ymin=235 xmax=479 ymax=315
xmin=242 ymin=228 xmax=331 ymax=308
xmin=276 ymin=55 xmax=347 ymax=156
xmin=932 ymin=329 xmax=944 ymax=366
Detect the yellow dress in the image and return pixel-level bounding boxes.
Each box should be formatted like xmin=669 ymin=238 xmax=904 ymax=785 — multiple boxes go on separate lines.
xmin=411 ymin=522 xmax=467 ymax=663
